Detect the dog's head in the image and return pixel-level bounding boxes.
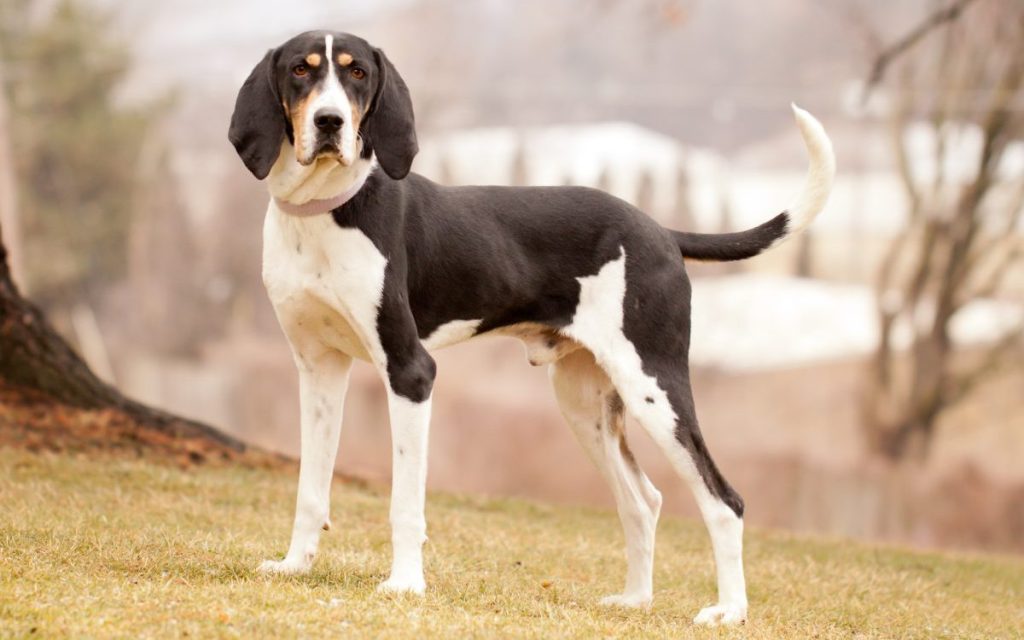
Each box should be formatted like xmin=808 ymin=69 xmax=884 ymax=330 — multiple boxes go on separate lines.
xmin=228 ymin=31 xmax=417 ymax=181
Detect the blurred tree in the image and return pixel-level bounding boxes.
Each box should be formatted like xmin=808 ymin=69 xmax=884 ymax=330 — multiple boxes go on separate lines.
xmin=0 ymin=0 xmax=159 ymax=307
xmin=2 ymin=109 xmax=234 ymax=448
xmin=203 ymin=162 xmax=278 ymax=338
xmin=510 ymin=140 xmax=529 ymax=187
xmin=861 ymin=0 xmax=1024 ymax=460
xmin=794 ymin=230 xmax=814 ymax=278
xmin=125 ymin=141 xmax=207 ymax=356
xmin=0 ymin=58 xmax=22 ymax=287
xmin=715 ymin=185 xmax=741 ymax=275
xmin=0 ymin=2 xmax=241 ymax=454
xmin=672 ymin=162 xmax=695 ymax=231
xmin=635 ymin=170 xmax=655 ymax=216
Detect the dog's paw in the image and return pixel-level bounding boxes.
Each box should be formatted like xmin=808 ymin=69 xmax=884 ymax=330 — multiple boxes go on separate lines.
xmin=376 ymin=575 xmax=426 ymax=595
xmin=598 ymin=593 xmax=652 ymax=609
xmin=257 ymin=557 xmax=312 ymax=576
xmin=693 ymin=602 xmax=747 ymax=626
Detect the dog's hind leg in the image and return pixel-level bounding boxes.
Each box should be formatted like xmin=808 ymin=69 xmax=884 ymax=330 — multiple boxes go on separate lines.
xmin=597 ymin=352 xmax=747 ymax=625
xmin=563 ymin=249 xmax=746 ymax=625
xmin=596 ymin=347 xmax=747 ymax=625
xmin=259 ymin=347 xmax=352 ymax=575
xmin=635 ymin=371 xmax=747 ymax=626
xmin=551 ymin=349 xmax=662 ymax=608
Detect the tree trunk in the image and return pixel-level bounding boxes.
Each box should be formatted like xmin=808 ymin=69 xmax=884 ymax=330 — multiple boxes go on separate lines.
xmin=0 ymin=21 xmax=252 ymax=462
xmin=860 ymin=1 xmax=1024 ymax=462
xmin=0 ymin=57 xmax=23 ymax=288
xmin=0 ymin=46 xmax=244 ymax=454
xmin=0 ymin=242 xmax=245 ymax=451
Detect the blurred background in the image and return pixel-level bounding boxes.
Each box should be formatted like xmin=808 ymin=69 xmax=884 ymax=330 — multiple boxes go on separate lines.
xmin=1 ymin=0 xmax=1022 ymax=553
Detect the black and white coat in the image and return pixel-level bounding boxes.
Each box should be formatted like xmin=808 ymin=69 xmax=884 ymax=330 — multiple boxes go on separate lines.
xmin=228 ymin=30 xmax=835 ymax=626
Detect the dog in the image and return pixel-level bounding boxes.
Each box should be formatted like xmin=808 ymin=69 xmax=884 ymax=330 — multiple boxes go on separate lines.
xmin=228 ymin=30 xmax=834 ymax=626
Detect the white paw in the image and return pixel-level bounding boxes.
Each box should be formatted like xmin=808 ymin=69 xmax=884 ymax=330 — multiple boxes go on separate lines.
xmin=598 ymin=593 xmax=652 ymax=609
xmin=376 ymin=575 xmax=426 ymax=595
xmin=693 ymin=603 xmax=747 ymax=626
xmin=258 ymin=557 xmax=312 ymax=576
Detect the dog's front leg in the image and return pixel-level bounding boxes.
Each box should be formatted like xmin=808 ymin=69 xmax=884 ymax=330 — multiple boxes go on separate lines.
xmin=376 ymin=345 xmax=435 ymax=594
xmin=260 ymin=347 xmax=352 ymax=575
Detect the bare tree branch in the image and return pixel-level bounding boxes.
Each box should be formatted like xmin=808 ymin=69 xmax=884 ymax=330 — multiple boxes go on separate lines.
xmin=958 ymin=177 xmax=1024 ymax=309
xmin=863 ymin=0 xmax=1024 ymax=461
xmin=832 ymin=0 xmax=885 ymax=55
xmin=944 ymin=324 xmax=1024 ymax=407
xmin=946 ymin=49 xmax=1024 ymax=299
xmin=862 ymin=0 xmax=980 ymax=104
xmin=962 ymin=176 xmax=1024 ymax=282
xmin=871 ymin=65 xmax=930 ymax=399
xmin=978 ymin=245 xmax=1022 ymax=297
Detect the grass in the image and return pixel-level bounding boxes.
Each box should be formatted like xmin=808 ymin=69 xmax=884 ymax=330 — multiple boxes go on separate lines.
xmin=1 ymin=449 xmax=1022 ymax=639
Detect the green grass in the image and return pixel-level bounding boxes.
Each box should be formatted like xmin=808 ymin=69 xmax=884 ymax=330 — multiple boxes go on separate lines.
xmin=1 ymin=449 xmax=1022 ymax=639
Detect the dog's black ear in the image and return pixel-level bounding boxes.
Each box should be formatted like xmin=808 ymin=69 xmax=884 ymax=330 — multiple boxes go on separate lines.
xmin=228 ymin=49 xmax=286 ymax=180
xmin=363 ymin=48 xmax=418 ymax=180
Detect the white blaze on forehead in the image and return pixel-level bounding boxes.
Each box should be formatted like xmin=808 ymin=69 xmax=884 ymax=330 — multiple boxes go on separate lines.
xmin=299 ymin=34 xmax=356 ymax=165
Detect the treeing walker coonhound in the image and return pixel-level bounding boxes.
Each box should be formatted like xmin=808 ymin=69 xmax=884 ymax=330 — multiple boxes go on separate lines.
xmin=228 ymin=30 xmax=834 ymax=626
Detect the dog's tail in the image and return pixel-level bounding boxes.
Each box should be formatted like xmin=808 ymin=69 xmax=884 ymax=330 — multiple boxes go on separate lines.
xmin=669 ymin=104 xmax=835 ymax=262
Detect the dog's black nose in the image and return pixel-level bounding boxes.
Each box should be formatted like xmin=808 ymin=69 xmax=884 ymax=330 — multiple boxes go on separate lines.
xmin=313 ymin=108 xmax=344 ymax=133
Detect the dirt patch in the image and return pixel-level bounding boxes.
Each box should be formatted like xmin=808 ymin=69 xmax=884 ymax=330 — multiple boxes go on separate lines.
xmin=0 ymin=381 xmax=280 ymax=469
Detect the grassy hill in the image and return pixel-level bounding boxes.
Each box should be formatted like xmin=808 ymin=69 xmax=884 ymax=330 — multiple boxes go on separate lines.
xmin=1 ymin=449 xmax=1021 ymax=639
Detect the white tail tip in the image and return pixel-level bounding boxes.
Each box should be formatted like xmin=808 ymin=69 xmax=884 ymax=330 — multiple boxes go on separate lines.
xmin=787 ymin=104 xmax=836 ymax=235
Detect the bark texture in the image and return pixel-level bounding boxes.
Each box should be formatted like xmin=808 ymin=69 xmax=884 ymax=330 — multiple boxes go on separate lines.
xmin=0 ymin=240 xmax=245 ymax=452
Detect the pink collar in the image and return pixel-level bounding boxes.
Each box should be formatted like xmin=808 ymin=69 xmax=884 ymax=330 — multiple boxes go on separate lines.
xmin=272 ymin=170 xmax=370 ymax=217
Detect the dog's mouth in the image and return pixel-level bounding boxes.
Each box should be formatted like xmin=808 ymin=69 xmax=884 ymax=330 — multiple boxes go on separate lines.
xmin=298 ymin=140 xmax=348 ymax=167
xmin=315 ymin=141 xmax=341 ymax=158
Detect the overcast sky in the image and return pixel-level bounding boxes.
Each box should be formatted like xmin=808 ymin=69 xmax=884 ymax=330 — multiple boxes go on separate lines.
xmin=76 ymin=0 xmax=941 ymax=155
xmin=96 ymin=0 xmax=411 ymax=99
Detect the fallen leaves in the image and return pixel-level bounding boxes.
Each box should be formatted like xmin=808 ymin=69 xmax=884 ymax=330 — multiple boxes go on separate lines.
xmin=0 ymin=380 xmax=278 ymax=469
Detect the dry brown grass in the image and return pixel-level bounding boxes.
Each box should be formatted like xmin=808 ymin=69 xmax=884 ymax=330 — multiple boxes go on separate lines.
xmin=1 ymin=448 xmax=1022 ymax=639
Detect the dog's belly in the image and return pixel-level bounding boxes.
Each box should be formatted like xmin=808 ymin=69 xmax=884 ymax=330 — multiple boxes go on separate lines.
xmin=423 ymin=318 xmax=582 ymax=365
xmin=493 ymin=323 xmax=582 ymax=366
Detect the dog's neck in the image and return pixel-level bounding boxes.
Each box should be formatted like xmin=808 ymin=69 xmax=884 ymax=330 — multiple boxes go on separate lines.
xmin=266 ymin=142 xmax=376 ymax=209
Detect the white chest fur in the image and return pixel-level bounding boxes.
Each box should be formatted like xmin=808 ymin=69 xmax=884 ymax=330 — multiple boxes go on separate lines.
xmin=262 ymin=204 xmax=389 ymax=365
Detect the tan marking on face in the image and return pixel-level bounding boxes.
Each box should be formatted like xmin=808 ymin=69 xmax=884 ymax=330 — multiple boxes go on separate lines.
xmin=349 ymin=99 xmax=364 ymax=146
xmin=337 ymin=53 xmax=353 ymax=67
xmin=290 ymin=87 xmax=320 ymax=163
xmin=305 ymin=53 xmax=322 ymax=67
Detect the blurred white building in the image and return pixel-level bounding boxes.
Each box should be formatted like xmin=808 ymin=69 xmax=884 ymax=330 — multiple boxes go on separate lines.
xmin=415 ymin=122 xmax=726 ymax=226
xmin=417 ymin=117 xmax=1024 ymax=240
xmin=412 ymin=117 xmax=1024 ymax=374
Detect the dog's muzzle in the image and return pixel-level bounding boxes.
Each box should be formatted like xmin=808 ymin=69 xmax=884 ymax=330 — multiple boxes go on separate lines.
xmin=312 ymin=108 xmax=344 ymax=158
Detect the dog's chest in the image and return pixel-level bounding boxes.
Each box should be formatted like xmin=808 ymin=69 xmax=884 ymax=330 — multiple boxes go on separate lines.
xmin=262 ymin=207 xmax=388 ymax=364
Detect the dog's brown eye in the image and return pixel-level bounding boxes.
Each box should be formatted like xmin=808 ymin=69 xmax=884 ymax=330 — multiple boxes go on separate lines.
xmin=350 ymin=68 xmax=366 ymax=80
xmin=292 ymin=64 xmax=309 ymax=77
